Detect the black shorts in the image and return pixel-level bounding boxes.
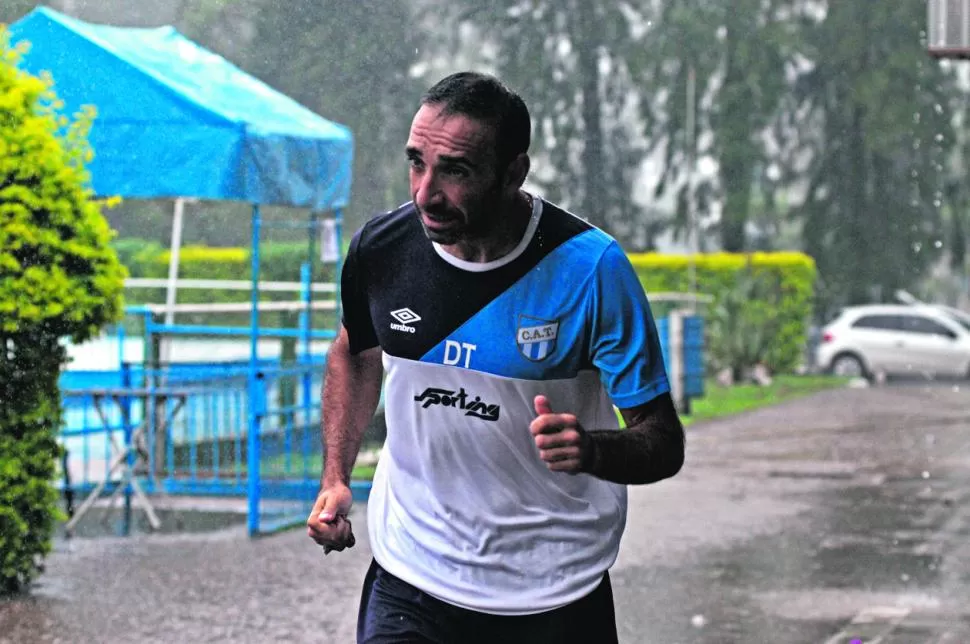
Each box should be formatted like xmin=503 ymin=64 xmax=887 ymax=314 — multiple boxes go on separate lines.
xmin=357 ymin=559 xmax=619 ymax=644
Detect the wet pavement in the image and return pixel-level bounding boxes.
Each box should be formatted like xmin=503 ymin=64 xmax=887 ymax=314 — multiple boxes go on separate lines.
xmin=2 ymin=381 xmax=969 ymax=643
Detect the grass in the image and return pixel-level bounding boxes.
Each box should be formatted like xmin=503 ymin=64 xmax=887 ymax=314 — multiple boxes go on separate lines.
xmin=260 ymin=451 xmax=375 ymax=481
xmin=261 ymin=375 xmax=849 ymax=481
xmin=681 ymin=374 xmax=850 ymax=425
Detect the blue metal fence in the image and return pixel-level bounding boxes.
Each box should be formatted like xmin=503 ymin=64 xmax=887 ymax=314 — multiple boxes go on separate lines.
xmin=59 ymin=357 xmax=342 ymax=536
xmin=60 ymin=310 xmax=704 ymax=537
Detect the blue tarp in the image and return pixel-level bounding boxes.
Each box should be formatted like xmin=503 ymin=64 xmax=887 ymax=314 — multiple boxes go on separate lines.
xmin=7 ymin=7 xmax=353 ymax=210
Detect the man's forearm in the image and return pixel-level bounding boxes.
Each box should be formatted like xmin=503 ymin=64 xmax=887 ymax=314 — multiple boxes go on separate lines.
xmin=583 ymin=395 xmax=685 ymax=485
xmin=321 ymin=341 xmax=383 ymax=488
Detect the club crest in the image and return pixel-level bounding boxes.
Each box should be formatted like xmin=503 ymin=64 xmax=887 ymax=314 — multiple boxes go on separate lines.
xmin=516 ymin=315 xmax=559 ymax=361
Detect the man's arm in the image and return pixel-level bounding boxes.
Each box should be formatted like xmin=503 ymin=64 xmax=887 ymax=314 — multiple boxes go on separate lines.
xmin=321 ymin=325 xmax=384 ymax=488
xmin=583 ymin=393 xmax=685 ymax=485
xmin=307 ymin=325 xmax=382 ymax=553
xmin=530 ymin=392 xmax=685 ymax=486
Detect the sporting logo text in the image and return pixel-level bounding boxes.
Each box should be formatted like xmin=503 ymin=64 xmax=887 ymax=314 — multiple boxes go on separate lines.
xmin=413 ymin=387 xmax=500 ymax=422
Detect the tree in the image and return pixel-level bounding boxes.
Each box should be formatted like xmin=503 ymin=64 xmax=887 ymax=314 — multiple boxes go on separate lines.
xmin=790 ymin=2 xmax=956 ymax=309
xmin=437 ymin=1 xmax=651 ymax=246
xmin=631 ymin=0 xmax=802 ymax=252
xmin=0 ymin=31 xmax=125 ymax=594
xmin=0 ymin=0 xmax=37 ymax=25
xmin=177 ymin=0 xmax=426 ymax=234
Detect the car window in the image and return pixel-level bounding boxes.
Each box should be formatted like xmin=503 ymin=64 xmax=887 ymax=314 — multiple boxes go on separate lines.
xmin=852 ymin=314 xmax=903 ymax=331
xmin=942 ymin=311 xmax=970 ymax=332
xmin=900 ymin=315 xmax=956 ymax=338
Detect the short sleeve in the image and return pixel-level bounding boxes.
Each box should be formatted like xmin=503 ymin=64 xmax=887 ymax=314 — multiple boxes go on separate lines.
xmin=588 ymin=242 xmax=670 ymax=409
xmin=340 ymin=227 xmax=380 ymax=354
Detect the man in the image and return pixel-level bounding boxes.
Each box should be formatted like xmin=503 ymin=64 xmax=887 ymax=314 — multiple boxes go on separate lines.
xmin=307 ymin=71 xmax=686 ymax=643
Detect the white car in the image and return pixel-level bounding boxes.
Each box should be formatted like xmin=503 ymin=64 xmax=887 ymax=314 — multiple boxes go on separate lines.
xmin=815 ymin=304 xmax=970 ymax=380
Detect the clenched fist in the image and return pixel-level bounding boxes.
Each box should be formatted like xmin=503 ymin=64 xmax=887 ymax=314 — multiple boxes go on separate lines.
xmin=307 ymin=484 xmax=356 ymax=554
xmin=529 ymin=395 xmax=592 ymax=474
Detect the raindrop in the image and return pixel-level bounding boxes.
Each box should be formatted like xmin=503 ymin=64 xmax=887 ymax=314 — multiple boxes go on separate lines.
xmin=691 ymin=615 xmax=706 ymax=628
xmin=933 ymin=199 xmax=941 ymax=208
xmin=934 ymin=240 xmax=943 ymax=248
xmin=913 ymin=139 xmax=921 ymax=150
xmin=953 ymin=385 xmax=961 ymax=393
xmin=901 ymin=573 xmax=911 ymax=582
xmin=935 ymin=133 xmax=945 ymax=142
xmin=914 ymin=112 xmax=922 ymax=124
xmin=934 ymin=104 xmax=943 ymax=114
xmin=912 ymin=242 xmax=922 ymax=253
xmin=922 ymin=471 xmax=930 ymax=479
xmin=647 ymin=21 xmax=653 ymax=27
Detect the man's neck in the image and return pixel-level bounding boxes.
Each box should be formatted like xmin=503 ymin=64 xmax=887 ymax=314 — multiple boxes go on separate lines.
xmin=439 ymin=192 xmax=534 ymax=263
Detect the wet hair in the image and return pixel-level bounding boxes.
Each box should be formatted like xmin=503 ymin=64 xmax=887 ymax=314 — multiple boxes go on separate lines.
xmin=420 ymin=71 xmax=531 ymax=166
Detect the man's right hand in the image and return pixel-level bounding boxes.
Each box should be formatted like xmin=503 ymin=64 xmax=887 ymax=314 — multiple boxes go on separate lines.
xmin=307 ymin=484 xmax=356 ymax=554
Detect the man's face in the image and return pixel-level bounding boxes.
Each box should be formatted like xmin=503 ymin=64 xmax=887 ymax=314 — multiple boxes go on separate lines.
xmin=406 ymin=103 xmax=511 ymax=245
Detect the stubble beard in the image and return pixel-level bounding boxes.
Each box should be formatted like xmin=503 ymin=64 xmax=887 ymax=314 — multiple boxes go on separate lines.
xmin=417 ymin=188 xmax=503 ymax=247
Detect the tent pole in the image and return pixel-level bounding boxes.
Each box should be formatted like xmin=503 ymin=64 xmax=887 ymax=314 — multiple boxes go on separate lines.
xmin=247 ymin=203 xmax=262 ymax=536
xmin=161 ymin=197 xmax=185 ymax=365
xmin=304 ymin=212 xmax=318 ymax=360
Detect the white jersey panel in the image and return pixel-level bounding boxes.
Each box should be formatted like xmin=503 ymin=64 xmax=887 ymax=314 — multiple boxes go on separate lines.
xmin=367 ymin=354 xmax=628 ymax=616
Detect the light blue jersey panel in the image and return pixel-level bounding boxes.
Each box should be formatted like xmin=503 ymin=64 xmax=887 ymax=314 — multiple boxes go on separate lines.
xmin=420 ymin=230 xmax=607 ymax=380
xmin=589 ymin=242 xmax=670 ymax=408
xmin=421 ymin=229 xmax=671 ymax=407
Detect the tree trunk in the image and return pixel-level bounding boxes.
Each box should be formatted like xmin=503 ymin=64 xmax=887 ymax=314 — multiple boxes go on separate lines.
xmin=718 ymin=12 xmax=754 ymax=252
xmin=575 ymin=1 xmax=607 ymax=229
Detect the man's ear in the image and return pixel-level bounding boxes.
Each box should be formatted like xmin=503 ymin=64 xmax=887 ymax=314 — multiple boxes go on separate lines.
xmin=504 ymin=153 xmax=531 ymax=191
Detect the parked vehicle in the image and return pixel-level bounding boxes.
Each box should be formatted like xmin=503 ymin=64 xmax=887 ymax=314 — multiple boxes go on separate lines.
xmin=815 ymin=304 xmax=970 ymax=380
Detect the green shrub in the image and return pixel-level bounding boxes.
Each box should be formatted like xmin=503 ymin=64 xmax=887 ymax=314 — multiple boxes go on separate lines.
xmin=0 ymin=338 xmax=62 ymax=596
xmin=0 ymin=31 xmax=124 ymax=594
xmin=628 ymin=251 xmax=817 ymax=374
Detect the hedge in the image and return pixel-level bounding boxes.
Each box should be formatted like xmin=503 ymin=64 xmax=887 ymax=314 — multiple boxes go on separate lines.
xmin=629 ymin=252 xmax=817 ymax=374
xmin=112 ymin=243 xmax=816 ymax=374
xmin=112 ymin=240 xmax=339 ymax=330
xmin=0 ymin=31 xmax=124 ymax=594
xmin=118 ymin=241 xmax=335 ymax=285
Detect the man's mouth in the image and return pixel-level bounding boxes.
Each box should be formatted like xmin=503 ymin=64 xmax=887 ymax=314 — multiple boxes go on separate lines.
xmin=420 ymin=210 xmax=459 ymax=230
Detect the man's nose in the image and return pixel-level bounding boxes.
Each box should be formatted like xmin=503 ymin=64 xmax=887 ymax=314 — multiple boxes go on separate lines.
xmin=414 ymin=170 xmax=441 ymax=208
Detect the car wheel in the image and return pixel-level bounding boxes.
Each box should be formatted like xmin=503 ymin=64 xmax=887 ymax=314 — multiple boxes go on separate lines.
xmin=831 ymin=353 xmax=866 ymax=379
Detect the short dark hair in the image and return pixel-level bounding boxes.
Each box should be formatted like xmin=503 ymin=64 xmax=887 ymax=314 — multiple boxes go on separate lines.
xmin=421 ymin=71 xmax=531 ymax=166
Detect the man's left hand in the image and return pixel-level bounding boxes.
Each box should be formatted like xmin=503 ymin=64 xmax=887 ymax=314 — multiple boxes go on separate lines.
xmin=529 ymin=395 xmax=590 ymax=474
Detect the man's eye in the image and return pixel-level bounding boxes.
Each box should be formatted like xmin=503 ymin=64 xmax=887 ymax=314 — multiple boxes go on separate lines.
xmin=443 ymin=166 xmax=468 ymax=177
xmin=408 ymin=158 xmax=424 ymax=170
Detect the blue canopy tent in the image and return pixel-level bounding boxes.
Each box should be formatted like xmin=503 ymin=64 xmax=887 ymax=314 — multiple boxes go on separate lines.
xmin=7 ymin=6 xmax=353 ymax=320
xmin=8 ymin=7 xmax=354 ymax=534
xmin=8 ymin=6 xmax=352 ymax=208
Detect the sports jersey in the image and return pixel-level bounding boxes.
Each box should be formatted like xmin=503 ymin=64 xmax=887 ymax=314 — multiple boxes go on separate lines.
xmin=340 ymin=194 xmax=670 ymax=616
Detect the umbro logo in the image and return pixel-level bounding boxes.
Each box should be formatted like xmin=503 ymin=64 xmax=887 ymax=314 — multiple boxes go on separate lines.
xmin=391 ymin=308 xmax=421 ymax=324
xmin=390 ymin=308 xmax=421 ymax=333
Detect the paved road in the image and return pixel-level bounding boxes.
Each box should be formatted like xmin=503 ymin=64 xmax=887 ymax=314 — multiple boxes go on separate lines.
xmin=1 ymin=382 xmax=969 ymax=643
